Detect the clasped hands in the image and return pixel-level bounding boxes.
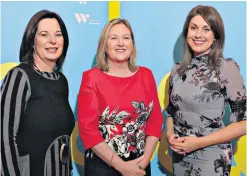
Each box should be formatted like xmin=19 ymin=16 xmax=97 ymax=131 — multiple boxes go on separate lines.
xmin=166 ymin=133 xmax=204 ymax=155
xmin=120 ymin=155 xmax=148 ymax=176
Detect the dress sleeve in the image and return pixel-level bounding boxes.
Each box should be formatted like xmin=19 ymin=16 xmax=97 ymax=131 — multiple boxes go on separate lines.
xmin=145 ymin=70 xmax=164 ymax=139
xmin=1 ymin=67 xmax=31 ymax=176
xmin=165 ymin=64 xmax=179 ymax=117
xmin=78 ymin=71 xmax=104 ymax=149
xmin=220 ymin=59 xmax=246 ymax=122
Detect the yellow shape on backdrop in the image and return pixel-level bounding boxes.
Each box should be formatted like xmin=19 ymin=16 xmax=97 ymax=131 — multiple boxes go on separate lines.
xmin=108 ymin=1 xmax=120 ymax=20
xmin=158 ymin=72 xmax=170 ymax=110
xmin=158 ymin=131 xmax=173 ymax=173
xmin=230 ymin=136 xmax=246 ymax=176
xmin=230 ymin=167 xmax=241 ymax=176
xmin=70 ymin=122 xmax=84 ymax=166
xmin=1 ymin=62 xmax=19 ymax=80
xmin=150 ymin=142 xmax=160 ymax=161
xmin=156 ymin=72 xmax=173 ymax=172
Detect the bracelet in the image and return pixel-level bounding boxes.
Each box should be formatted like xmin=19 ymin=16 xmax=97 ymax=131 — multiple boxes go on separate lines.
xmin=109 ymin=151 xmax=114 ymax=167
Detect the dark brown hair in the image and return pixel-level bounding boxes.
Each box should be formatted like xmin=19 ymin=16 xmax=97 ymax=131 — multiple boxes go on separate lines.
xmin=180 ymin=5 xmax=225 ymax=74
xmin=19 ymin=10 xmax=69 ymax=71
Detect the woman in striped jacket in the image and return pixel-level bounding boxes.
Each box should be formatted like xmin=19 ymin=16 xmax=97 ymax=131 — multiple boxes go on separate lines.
xmin=1 ymin=10 xmax=75 ymax=176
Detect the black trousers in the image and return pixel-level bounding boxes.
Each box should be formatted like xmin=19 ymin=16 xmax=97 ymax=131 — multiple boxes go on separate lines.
xmin=84 ymin=154 xmax=151 ymax=176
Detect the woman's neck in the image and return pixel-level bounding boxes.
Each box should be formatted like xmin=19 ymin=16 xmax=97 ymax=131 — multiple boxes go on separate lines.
xmin=33 ymin=57 xmax=55 ymax=72
xmin=193 ymin=48 xmax=211 ymax=57
xmin=107 ymin=60 xmax=133 ymax=77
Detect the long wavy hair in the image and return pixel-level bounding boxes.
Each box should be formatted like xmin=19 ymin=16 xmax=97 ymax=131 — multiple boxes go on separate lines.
xmin=179 ymin=5 xmax=225 ymax=75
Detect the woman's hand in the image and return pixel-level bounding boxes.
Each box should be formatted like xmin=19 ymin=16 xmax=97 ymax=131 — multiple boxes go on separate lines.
xmin=166 ymin=133 xmax=185 ymax=154
xmin=137 ymin=157 xmax=149 ymax=170
xmin=173 ymin=136 xmax=204 ymax=153
xmin=119 ymin=156 xmax=146 ymax=176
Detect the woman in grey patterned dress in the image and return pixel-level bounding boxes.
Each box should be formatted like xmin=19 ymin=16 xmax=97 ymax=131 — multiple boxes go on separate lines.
xmin=165 ymin=5 xmax=246 ymax=176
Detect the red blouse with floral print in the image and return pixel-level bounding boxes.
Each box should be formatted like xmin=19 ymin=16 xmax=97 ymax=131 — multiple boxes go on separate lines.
xmin=78 ymin=66 xmax=164 ymax=159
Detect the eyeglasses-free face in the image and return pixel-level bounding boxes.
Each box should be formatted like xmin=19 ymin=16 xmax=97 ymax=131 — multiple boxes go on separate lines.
xmin=187 ymin=15 xmax=215 ymax=56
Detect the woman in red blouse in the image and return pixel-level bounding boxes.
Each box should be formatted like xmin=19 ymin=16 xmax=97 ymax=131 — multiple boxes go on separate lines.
xmin=78 ymin=18 xmax=164 ymax=176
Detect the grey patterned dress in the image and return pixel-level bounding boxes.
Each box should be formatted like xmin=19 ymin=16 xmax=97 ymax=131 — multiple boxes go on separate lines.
xmin=166 ymin=55 xmax=246 ymax=176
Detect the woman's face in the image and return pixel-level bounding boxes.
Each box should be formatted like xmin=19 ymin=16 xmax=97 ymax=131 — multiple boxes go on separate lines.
xmin=105 ymin=23 xmax=134 ymax=63
xmin=33 ymin=18 xmax=64 ymax=63
xmin=187 ymin=15 xmax=215 ymax=56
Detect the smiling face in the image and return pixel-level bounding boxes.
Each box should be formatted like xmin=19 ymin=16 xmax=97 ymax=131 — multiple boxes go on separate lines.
xmin=187 ymin=15 xmax=215 ymax=56
xmin=105 ymin=23 xmax=134 ymax=63
xmin=33 ymin=18 xmax=64 ymax=63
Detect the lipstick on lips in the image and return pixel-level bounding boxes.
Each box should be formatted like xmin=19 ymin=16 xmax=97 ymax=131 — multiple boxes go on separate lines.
xmin=45 ymin=47 xmax=58 ymax=53
xmin=193 ymin=39 xmax=205 ymax=46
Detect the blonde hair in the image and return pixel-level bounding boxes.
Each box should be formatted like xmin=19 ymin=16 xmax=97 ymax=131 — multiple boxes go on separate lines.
xmin=96 ymin=18 xmax=138 ymax=72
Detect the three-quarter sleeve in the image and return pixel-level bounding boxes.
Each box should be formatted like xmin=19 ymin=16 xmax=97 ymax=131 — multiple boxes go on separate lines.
xmin=145 ymin=70 xmax=164 ymax=139
xmin=165 ymin=64 xmax=179 ymax=117
xmin=78 ymin=72 xmax=104 ymax=149
xmin=1 ymin=67 xmax=31 ymax=176
xmin=220 ymin=59 xmax=246 ymax=122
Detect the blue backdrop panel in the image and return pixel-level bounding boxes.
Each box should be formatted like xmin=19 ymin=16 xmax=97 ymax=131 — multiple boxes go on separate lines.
xmin=1 ymin=1 xmax=246 ymax=176
xmin=1 ymin=2 xmax=108 ymax=176
xmin=121 ymin=1 xmax=246 ymax=86
xmin=121 ymin=2 xmax=246 ymax=176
